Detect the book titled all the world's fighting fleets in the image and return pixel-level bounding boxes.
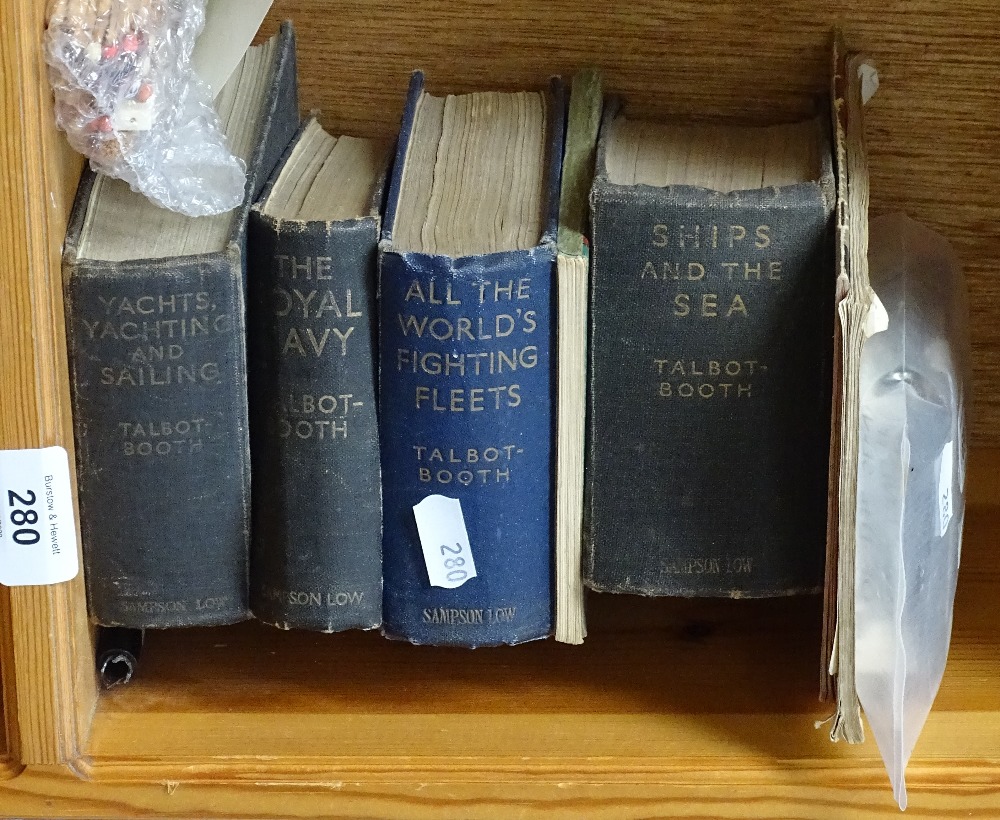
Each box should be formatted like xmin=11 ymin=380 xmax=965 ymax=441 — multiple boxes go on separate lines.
xmin=63 ymin=34 xmax=838 ymax=648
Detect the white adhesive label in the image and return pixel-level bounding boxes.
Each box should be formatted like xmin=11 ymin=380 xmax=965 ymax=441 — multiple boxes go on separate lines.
xmin=864 ymin=289 xmax=890 ymax=338
xmin=938 ymin=441 xmax=954 ymax=537
xmin=858 ymin=63 xmax=880 ymax=105
xmin=413 ymin=495 xmax=477 ymax=589
xmin=0 ymin=447 xmax=79 ymax=586
xmin=111 ymin=97 xmax=155 ymax=131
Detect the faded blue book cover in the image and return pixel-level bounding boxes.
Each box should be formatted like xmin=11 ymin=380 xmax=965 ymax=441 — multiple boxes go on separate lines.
xmin=585 ymin=100 xmax=836 ymax=598
xmin=62 ymin=25 xmax=299 ymax=628
xmin=378 ymin=72 xmax=565 ymax=646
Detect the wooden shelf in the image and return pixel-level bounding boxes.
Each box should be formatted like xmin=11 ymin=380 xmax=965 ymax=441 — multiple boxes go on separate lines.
xmin=3 ymin=0 xmax=1000 ymax=816
xmin=0 ymin=477 xmax=998 ymax=814
xmin=79 ymin=484 xmax=1000 ymax=777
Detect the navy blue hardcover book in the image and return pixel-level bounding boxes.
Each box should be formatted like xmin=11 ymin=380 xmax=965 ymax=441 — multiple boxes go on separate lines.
xmin=62 ymin=26 xmax=299 ymax=628
xmin=378 ymin=72 xmax=565 ymax=646
xmin=247 ymin=119 xmax=386 ymax=633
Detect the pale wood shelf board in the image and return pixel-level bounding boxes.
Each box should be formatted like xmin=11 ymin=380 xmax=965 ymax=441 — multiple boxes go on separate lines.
xmin=67 ymin=482 xmax=999 ymax=777
xmin=2 ymin=764 xmax=1000 ymax=818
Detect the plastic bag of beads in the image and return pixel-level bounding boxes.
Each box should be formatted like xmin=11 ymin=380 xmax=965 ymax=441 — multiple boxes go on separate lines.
xmin=44 ymin=0 xmax=245 ymax=216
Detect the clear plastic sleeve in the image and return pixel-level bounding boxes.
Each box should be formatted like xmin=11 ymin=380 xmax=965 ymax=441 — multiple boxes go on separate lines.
xmin=855 ymin=213 xmax=970 ymax=809
xmin=44 ymin=0 xmax=245 ymax=216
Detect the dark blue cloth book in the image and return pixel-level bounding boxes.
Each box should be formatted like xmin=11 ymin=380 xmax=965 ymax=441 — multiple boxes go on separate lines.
xmin=62 ymin=26 xmax=299 ymax=628
xmin=378 ymin=72 xmax=565 ymax=646
xmin=247 ymin=119 xmax=385 ymax=633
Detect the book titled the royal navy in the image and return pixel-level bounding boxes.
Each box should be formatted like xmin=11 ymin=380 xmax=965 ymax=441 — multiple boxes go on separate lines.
xmin=585 ymin=99 xmax=836 ymax=598
xmin=248 ymin=118 xmax=386 ymax=632
xmin=62 ymin=25 xmax=299 ymax=628
xmin=378 ymin=72 xmax=565 ymax=646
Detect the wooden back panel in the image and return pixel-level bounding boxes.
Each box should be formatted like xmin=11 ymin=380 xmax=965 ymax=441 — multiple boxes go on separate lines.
xmin=262 ymin=0 xmax=1000 ymax=443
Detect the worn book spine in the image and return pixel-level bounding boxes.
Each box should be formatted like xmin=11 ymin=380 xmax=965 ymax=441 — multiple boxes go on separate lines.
xmin=378 ymin=249 xmax=556 ymax=646
xmin=62 ymin=24 xmax=299 ymax=628
xmin=553 ymin=68 xmax=602 ymax=645
xmin=377 ymin=74 xmax=565 ymax=647
xmin=247 ymin=209 xmax=382 ymax=632
xmin=64 ymin=244 xmax=255 ymax=627
xmin=585 ymin=107 xmax=835 ymax=597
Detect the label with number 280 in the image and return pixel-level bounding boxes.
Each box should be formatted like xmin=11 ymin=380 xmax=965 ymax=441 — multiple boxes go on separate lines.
xmin=0 ymin=447 xmax=78 ymax=586
xmin=413 ymin=495 xmax=478 ymax=589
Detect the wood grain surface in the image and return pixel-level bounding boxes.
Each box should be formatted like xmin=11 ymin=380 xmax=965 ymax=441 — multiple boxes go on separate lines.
xmin=0 ymin=763 xmax=997 ymax=819
xmin=1 ymin=0 xmax=999 ymax=816
xmin=0 ymin=0 xmax=95 ymax=767
xmin=0 ymin=479 xmax=983 ymax=816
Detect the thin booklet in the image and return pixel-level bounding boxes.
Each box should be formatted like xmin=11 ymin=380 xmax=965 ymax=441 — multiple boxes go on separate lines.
xmin=823 ymin=32 xmax=881 ymax=743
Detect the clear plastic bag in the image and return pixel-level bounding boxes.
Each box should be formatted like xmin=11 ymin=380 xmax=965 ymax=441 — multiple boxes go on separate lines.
xmin=44 ymin=0 xmax=245 ymax=216
xmin=855 ymin=213 xmax=970 ymax=809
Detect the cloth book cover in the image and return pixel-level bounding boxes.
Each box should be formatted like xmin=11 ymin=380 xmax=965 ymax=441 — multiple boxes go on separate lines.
xmin=247 ymin=120 xmax=384 ymax=632
xmin=377 ymin=72 xmax=565 ymax=646
xmin=585 ymin=98 xmax=836 ymax=598
xmin=62 ymin=23 xmax=299 ymax=627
